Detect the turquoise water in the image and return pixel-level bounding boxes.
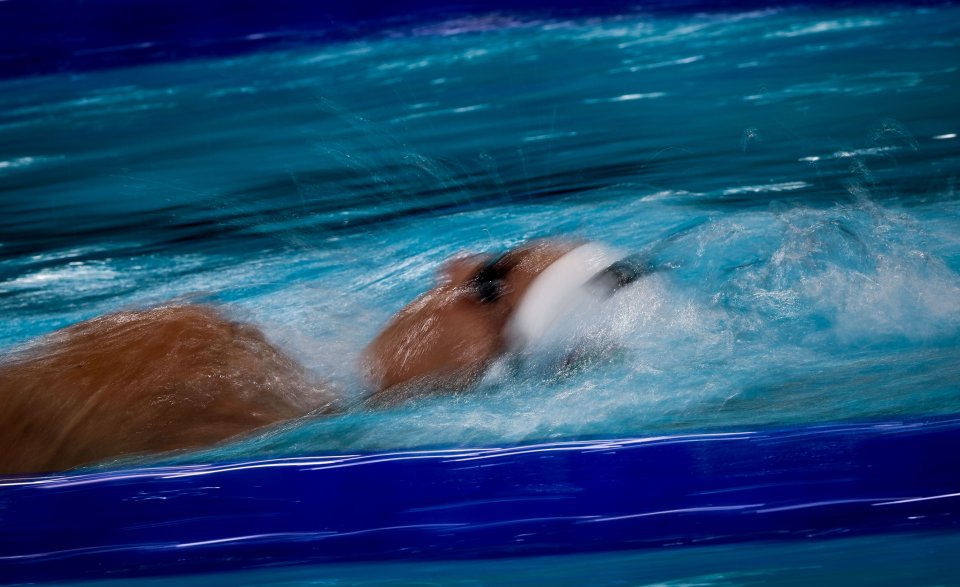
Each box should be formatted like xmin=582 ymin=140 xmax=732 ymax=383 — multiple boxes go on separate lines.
xmin=2 ymin=3 xmax=959 ymax=583
xmin=64 ymin=532 xmax=960 ymax=586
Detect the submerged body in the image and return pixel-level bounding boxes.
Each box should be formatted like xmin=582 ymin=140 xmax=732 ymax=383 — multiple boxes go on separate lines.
xmin=0 ymin=305 xmax=333 ymax=474
xmin=0 ymin=240 xmax=585 ymax=474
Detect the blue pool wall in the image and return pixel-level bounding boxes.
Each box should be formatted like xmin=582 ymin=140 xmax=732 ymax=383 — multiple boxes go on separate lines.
xmin=2 ymin=416 xmax=959 ymax=583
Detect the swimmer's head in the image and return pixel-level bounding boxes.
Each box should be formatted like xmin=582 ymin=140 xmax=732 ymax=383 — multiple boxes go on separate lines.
xmin=362 ymin=239 xmax=578 ymax=403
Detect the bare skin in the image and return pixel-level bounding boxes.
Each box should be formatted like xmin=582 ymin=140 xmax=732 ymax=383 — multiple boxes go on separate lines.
xmin=362 ymin=239 xmax=578 ymax=402
xmin=0 ymin=239 xmax=576 ymax=474
xmin=0 ymin=306 xmax=334 ymax=474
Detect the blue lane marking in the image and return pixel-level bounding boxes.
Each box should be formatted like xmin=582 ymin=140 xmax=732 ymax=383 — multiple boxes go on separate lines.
xmin=1 ymin=417 xmax=959 ymax=583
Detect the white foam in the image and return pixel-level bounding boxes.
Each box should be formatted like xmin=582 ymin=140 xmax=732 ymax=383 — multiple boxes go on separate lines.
xmin=766 ymin=18 xmax=884 ymax=39
xmin=628 ymin=55 xmax=704 ymax=71
xmin=1 ymin=263 xmax=119 ymax=291
xmin=391 ymin=104 xmax=490 ymax=123
xmin=639 ymin=190 xmax=699 ymax=202
xmin=584 ymin=93 xmax=667 ymax=104
xmin=831 ymin=146 xmax=899 ymax=158
xmin=617 ymin=24 xmax=709 ymax=48
xmin=452 ymin=104 xmax=488 ymax=113
xmin=0 ymin=156 xmax=38 ymax=170
xmin=809 ymin=256 xmax=960 ymax=343
xmin=523 ymin=131 xmax=578 ymax=142
xmin=797 ymin=147 xmax=899 ymax=162
xmin=722 ymin=181 xmax=809 ymax=195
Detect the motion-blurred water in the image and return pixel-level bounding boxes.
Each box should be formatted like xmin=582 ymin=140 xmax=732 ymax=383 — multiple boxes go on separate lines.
xmin=1 ymin=3 xmax=959 ymax=583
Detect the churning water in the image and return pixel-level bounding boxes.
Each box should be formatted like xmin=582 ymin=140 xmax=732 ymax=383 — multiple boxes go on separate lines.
xmin=1 ymin=2 xmax=959 ymax=583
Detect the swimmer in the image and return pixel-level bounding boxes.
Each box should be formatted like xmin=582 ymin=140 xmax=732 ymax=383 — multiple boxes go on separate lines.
xmin=0 ymin=305 xmax=337 ymax=475
xmin=364 ymin=239 xmax=656 ymax=402
xmin=0 ymin=239 xmax=656 ymax=474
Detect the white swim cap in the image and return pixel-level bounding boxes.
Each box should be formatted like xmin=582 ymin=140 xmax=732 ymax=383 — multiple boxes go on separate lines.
xmin=505 ymin=242 xmax=622 ymax=351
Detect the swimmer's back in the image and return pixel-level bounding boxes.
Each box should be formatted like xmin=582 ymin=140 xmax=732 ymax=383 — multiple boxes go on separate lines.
xmin=0 ymin=305 xmax=333 ymax=475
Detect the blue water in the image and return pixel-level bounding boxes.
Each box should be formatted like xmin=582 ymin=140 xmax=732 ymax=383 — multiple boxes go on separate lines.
xmin=1 ymin=2 xmax=959 ymax=584
xmin=64 ymin=532 xmax=960 ymax=586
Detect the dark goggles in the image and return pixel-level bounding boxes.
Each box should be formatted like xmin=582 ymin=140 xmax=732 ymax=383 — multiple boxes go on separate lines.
xmin=469 ymin=252 xmax=516 ymax=303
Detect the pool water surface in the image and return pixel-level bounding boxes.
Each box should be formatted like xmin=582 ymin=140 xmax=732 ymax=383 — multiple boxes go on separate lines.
xmin=1 ymin=1 xmax=959 ymax=584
